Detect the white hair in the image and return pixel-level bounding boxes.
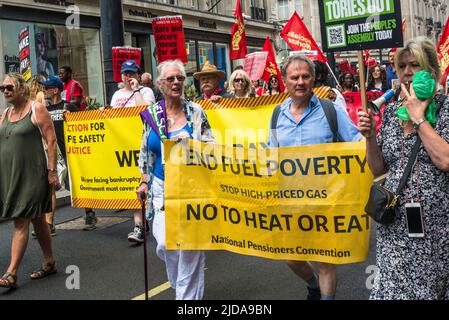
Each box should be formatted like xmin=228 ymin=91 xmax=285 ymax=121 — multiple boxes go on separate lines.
xmin=156 ymin=60 xmax=186 ymax=82
xmin=156 ymin=60 xmax=187 ymax=98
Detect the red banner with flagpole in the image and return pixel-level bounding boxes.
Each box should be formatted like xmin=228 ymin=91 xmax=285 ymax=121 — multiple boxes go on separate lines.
xmin=230 ymin=0 xmax=247 ymax=60
xmin=437 ymin=16 xmax=449 ymax=84
xmin=262 ymin=37 xmax=285 ymax=92
xmin=280 ymin=11 xmax=327 ymax=63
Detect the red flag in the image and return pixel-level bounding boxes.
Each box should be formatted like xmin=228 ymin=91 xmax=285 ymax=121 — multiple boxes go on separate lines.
xmin=280 ymin=11 xmax=327 ymax=63
xmin=261 ymin=37 xmax=285 ymax=92
xmin=338 ymin=60 xmax=354 ymax=75
xmin=437 ymin=16 xmax=449 ymax=84
xmin=230 ymin=0 xmax=247 ymax=60
xmin=363 ymin=50 xmax=370 ymax=65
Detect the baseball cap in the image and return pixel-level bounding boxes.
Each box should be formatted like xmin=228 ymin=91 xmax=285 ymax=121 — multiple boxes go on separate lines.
xmin=121 ymin=60 xmax=140 ymax=74
xmin=40 ymin=75 xmax=64 ymax=91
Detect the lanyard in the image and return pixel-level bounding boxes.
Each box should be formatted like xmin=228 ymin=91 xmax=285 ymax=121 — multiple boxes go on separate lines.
xmin=400 ymin=137 xmax=421 ymax=202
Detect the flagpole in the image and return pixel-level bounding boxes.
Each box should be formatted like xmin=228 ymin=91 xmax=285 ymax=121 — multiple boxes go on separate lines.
xmin=357 ymin=51 xmax=368 ymax=113
xmin=325 ymin=62 xmax=340 ymax=88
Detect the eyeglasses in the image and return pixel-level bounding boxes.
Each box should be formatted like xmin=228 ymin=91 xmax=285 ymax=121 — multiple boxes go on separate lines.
xmin=161 ymin=75 xmax=186 ymax=83
xmin=234 ymin=78 xmax=244 ymax=83
xmin=270 ymin=78 xmax=278 ymax=83
xmin=0 ymin=85 xmax=14 ymax=93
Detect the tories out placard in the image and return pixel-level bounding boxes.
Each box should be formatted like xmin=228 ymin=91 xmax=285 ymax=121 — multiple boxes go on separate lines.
xmin=318 ymin=0 xmax=403 ymax=51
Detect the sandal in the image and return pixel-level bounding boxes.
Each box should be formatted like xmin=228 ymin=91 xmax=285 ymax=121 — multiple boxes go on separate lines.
xmin=30 ymin=261 xmax=57 ymax=280
xmin=0 ymin=272 xmax=17 ymax=289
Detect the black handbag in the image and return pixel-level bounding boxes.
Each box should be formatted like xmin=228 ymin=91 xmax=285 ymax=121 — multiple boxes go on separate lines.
xmin=365 ymin=135 xmax=422 ymax=225
xmin=365 ymin=94 xmax=447 ymax=224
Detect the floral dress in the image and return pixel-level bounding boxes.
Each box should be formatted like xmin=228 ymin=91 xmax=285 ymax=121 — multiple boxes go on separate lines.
xmin=371 ymin=96 xmax=449 ymax=300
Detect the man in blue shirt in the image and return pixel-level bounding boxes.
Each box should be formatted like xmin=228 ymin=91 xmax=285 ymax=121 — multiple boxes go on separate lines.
xmin=385 ymin=48 xmax=398 ymax=90
xmin=268 ymin=55 xmax=362 ymax=300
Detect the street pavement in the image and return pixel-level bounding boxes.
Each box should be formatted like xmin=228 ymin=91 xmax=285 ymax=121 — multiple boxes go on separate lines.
xmin=0 ymin=202 xmax=376 ymax=300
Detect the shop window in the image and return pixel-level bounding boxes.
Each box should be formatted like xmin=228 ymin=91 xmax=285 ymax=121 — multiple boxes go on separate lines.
xmin=247 ymin=46 xmax=262 ymax=54
xmin=295 ymin=0 xmax=302 ymax=15
xmin=278 ymin=0 xmax=289 ymax=21
xmin=185 ymin=40 xmax=198 ymax=100
xmin=216 ymin=43 xmax=230 ymax=89
xmin=198 ymin=41 xmax=214 ymax=69
xmin=0 ymin=20 xmax=104 ymax=106
xmin=190 ymin=0 xmax=200 ymax=9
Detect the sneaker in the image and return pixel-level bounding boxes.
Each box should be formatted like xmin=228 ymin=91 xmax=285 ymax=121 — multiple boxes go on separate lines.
xmin=306 ymin=286 xmax=321 ymax=300
xmin=128 ymin=225 xmax=144 ymax=243
xmin=83 ymin=212 xmax=97 ymax=231
xmin=32 ymin=223 xmax=56 ymax=238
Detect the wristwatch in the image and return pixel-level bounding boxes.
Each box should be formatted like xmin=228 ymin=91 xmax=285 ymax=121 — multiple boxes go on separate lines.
xmin=413 ymin=118 xmax=427 ymax=130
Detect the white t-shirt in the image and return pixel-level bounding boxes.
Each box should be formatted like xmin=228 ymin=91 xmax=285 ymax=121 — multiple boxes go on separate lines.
xmin=110 ymin=86 xmax=155 ymax=108
xmin=332 ymin=88 xmax=349 ymax=115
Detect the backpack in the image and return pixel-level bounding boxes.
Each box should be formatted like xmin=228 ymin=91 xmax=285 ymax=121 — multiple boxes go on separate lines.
xmin=270 ymin=98 xmax=344 ymax=147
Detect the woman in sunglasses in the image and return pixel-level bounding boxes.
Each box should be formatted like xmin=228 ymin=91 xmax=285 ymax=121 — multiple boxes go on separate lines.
xmin=0 ymin=73 xmax=60 ymax=289
xmin=227 ymin=69 xmax=254 ymax=98
xmin=267 ymin=74 xmax=281 ymax=95
xmin=136 ymin=60 xmax=214 ymax=300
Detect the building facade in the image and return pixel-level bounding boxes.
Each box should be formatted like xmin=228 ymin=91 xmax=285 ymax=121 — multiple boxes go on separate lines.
xmin=0 ymin=0 xmax=278 ymax=107
xmin=274 ymin=0 xmax=449 ymax=65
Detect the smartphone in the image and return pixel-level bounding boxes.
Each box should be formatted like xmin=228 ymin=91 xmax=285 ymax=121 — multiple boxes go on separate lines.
xmin=405 ymin=202 xmax=425 ymax=238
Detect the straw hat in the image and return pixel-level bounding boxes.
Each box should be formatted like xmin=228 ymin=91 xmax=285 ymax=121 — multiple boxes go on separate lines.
xmin=193 ymin=61 xmax=226 ymax=80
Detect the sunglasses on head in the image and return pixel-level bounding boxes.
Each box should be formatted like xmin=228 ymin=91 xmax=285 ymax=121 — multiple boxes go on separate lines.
xmin=234 ymin=78 xmax=244 ymax=83
xmin=0 ymin=85 xmax=14 ymax=93
xmin=162 ymin=75 xmax=186 ymax=83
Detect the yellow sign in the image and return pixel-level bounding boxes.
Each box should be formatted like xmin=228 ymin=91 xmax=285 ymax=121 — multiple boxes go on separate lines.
xmin=196 ymin=91 xmax=330 ymax=147
xmin=196 ymin=93 xmax=288 ymax=147
xmin=165 ymin=139 xmax=372 ymax=264
xmin=64 ymin=106 xmax=146 ymax=209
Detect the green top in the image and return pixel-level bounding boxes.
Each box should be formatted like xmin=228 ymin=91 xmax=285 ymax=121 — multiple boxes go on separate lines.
xmin=0 ymin=107 xmax=51 ymax=219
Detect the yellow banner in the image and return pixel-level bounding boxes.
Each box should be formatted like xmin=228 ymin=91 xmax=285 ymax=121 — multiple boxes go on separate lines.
xmin=64 ymin=106 xmax=146 ymax=209
xmin=197 ymin=90 xmax=330 ymax=147
xmin=196 ymin=93 xmax=288 ymax=147
xmin=165 ymin=139 xmax=372 ymax=263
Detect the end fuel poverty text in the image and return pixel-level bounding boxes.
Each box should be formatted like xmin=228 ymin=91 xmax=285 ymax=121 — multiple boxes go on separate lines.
xmin=185 ymin=147 xmax=367 ymax=177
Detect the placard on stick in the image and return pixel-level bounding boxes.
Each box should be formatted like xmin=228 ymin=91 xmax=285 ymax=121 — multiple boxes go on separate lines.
xmin=112 ymin=47 xmax=141 ymax=82
xmin=152 ymin=16 xmax=188 ymax=63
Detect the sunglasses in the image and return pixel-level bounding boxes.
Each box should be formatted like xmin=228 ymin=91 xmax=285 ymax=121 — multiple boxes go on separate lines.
xmin=0 ymin=85 xmax=14 ymax=92
xmin=161 ymin=75 xmax=186 ymax=83
xmin=270 ymin=78 xmax=278 ymax=82
xmin=234 ymin=78 xmax=245 ymax=83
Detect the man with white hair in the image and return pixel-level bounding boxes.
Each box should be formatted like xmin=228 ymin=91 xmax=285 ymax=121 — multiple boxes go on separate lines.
xmin=141 ymin=72 xmax=163 ymax=102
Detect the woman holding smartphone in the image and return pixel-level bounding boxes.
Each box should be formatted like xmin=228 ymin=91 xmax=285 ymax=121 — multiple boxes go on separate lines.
xmin=358 ymin=37 xmax=449 ymax=299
